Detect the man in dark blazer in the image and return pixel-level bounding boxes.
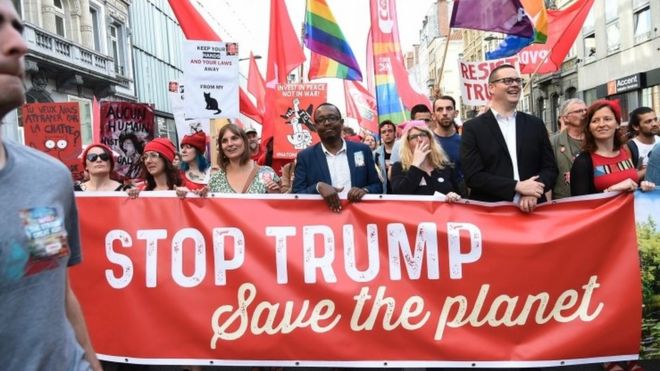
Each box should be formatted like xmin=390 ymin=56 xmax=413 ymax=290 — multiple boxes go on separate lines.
xmin=293 ymin=103 xmax=382 ymax=212
xmin=461 ymin=64 xmax=557 ymax=212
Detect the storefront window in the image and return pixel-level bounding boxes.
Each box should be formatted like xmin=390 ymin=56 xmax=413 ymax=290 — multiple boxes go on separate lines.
xmin=641 ymin=85 xmax=660 ymax=113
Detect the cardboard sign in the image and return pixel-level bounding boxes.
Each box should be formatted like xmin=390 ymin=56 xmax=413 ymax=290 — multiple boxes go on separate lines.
xmin=273 ymin=83 xmax=326 ymax=159
xmin=458 ymin=57 xmax=520 ymax=106
xmin=99 ymin=102 xmax=155 ymax=180
xmin=21 ymin=102 xmax=83 ymax=180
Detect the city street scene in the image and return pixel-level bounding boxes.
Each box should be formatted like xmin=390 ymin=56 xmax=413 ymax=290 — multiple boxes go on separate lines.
xmin=1 ymin=0 xmax=660 ymax=370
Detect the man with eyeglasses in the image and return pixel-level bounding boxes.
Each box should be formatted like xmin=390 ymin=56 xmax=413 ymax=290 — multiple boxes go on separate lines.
xmin=550 ymin=98 xmax=587 ymax=199
xmin=0 ymin=0 xmax=102 ymax=369
xmin=293 ymin=103 xmax=382 ymax=212
xmin=461 ymin=64 xmax=557 ymax=212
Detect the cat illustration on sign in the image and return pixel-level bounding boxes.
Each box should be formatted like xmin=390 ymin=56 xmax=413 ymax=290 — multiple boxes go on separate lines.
xmin=204 ymin=92 xmax=222 ymax=115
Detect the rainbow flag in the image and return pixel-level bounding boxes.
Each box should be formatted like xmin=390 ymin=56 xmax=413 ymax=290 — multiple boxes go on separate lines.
xmin=304 ymin=0 xmax=362 ymax=80
xmin=486 ymin=0 xmax=548 ymax=60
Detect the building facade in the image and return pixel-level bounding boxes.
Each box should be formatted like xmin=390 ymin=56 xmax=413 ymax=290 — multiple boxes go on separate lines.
xmin=2 ymin=0 xmax=135 ymax=144
xmin=576 ymin=0 xmax=659 ymax=124
xmin=129 ymin=0 xmax=184 ymax=140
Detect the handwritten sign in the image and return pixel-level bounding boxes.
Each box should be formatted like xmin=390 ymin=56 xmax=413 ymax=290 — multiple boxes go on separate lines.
xmin=22 ymin=102 xmax=83 ymax=180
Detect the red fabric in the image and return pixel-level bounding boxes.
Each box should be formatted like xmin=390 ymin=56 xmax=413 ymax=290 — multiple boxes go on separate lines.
xmin=167 ymin=0 xmax=262 ymax=123
xmin=92 ymin=96 xmax=101 ymax=143
xmin=344 ymin=80 xmax=378 ymax=134
xmin=592 ymin=150 xmax=639 ymax=192
xmin=180 ymin=171 xmax=206 ymax=191
xmin=71 ymin=193 xmax=641 ymax=364
xmin=519 ymin=0 xmax=595 ymax=74
xmin=261 ymin=0 xmax=306 ymax=153
xmin=144 ymin=138 xmax=176 ymax=163
xmin=180 ymin=131 xmax=207 ymax=154
xmin=247 ymin=52 xmax=266 ymax=116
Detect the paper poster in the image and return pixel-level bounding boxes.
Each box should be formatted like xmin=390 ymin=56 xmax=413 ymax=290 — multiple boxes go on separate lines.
xmin=183 ymin=41 xmax=239 ymax=119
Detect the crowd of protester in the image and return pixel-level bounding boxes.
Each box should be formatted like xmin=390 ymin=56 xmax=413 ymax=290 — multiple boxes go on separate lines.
xmin=71 ymin=63 xmax=659 ymax=215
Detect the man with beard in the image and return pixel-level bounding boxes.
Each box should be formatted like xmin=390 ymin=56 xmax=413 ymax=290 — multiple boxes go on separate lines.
xmin=431 ymin=95 xmax=463 ymax=184
xmin=461 ymin=64 xmax=557 ymax=212
xmin=627 ymin=106 xmax=659 ymax=180
xmin=245 ymin=126 xmax=261 ymax=160
xmin=0 ymin=0 xmax=101 ymax=369
xmin=550 ymin=98 xmax=587 ymax=199
xmin=293 ymin=103 xmax=382 ymax=212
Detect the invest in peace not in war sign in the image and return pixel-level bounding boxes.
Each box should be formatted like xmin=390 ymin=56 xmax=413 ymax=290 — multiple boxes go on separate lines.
xmin=183 ymin=41 xmax=239 ymax=119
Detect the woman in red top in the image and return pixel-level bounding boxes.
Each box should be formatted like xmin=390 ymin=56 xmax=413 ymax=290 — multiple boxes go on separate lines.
xmin=570 ymin=100 xmax=655 ymax=196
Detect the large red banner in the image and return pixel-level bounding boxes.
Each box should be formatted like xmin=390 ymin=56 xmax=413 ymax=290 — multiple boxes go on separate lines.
xmin=71 ymin=193 xmax=641 ymax=366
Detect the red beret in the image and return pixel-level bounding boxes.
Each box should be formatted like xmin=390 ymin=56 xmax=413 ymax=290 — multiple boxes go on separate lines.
xmin=144 ymin=138 xmax=176 ymax=163
xmin=181 ymin=131 xmax=207 ymax=154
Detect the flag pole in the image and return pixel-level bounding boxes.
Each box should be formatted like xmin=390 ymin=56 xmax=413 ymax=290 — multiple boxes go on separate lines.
xmin=437 ymin=28 xmax=453 ymax=99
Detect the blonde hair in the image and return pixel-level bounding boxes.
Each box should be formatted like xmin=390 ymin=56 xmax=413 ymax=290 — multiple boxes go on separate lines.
xmin=399 ymin=126 xmax=449 ymax=171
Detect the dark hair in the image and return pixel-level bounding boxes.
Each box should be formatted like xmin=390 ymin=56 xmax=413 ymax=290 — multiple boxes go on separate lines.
xmin=379 ymin=120 xmax=396 ymax=132
xmin=582 ymin=99 xmax=624 ymax=153
xmin=410 ymin=104 xmax=431 ymax=119
xmin=433 ymin=95 xmax=456 ymax=110
xmin=488 ymin=64 xmax=517 ymax=83
xmin=628 ymin=106 xmax=655 ymax=136
xmin=180 ymin=151 xmax=210 ymax=173
xmin=140 ymin=154 xmax=181 ymax=190
xmin=217 ymin=124 xmax=251 ymax=170
xmin=119 ymin=132 xmax=144 ymax=154
xmin=314 ymin=102 xmax=342 ymax=119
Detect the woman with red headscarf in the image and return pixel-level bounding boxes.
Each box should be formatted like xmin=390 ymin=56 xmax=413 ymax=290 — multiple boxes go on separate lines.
xmin=178 ymin=131 xmax=210 ymax=192
xmin=570 ymin=100 xmax=655 ymax=196
xmin=75 ymin=143 xmax=129 ymax=191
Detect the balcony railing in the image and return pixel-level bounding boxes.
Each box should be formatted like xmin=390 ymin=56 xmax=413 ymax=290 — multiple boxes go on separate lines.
xmin=24 ymin=23 xmax=116 ymax=79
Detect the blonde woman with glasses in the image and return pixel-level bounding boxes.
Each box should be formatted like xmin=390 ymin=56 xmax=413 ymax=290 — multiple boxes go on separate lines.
xmin=390 ymin=120 xmax=461 ymax=201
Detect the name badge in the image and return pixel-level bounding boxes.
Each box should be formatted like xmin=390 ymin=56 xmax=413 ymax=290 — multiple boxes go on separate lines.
xmin=354 ymin=152 xmax=365 ymax=167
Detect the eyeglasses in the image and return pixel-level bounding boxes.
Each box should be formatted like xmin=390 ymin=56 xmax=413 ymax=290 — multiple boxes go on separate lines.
xmin=491 ymin=77 xmax=525 ymax=86
xmin=408 ymin=133 xmax=429 ymax=141
xmin=315 ymin=115 xmax=341 ymax=124
xmin=86 ymin=153 xmax=110 ymax=162
xmin=141 ymin=152 xmax=161 ymax=162
xmin=567 ymin=108 xmax=587 ymax=115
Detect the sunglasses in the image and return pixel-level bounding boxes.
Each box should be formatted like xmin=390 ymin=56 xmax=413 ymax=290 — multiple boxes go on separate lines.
xmin=86 ymin=153 xmax=110 ymax=162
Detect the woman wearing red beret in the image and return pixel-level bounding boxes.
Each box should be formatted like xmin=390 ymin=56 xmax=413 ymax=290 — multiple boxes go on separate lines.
xmin=128 ymin=138 xmax=181 ymax=197
xmin=178 ymin=131 xmax=210 ymax=192
xmin=75 ymin=143 xmax=129 ymax=191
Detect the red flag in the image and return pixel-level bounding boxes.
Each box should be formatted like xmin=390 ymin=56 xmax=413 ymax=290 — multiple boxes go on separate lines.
xmin=262 ymin=0 xmax=306 ymax=151
xmin=167 ymin=0 xmax=262 ymax=123
xmin=247 ymin=52 xmax=266 ymax=115
xmin=265 ymin=0 xmax=305 ymax=86
xmin=344 ymin=80 xmax=378 ymax=134
xmin=519 ymin=0 xmax=595 ymax=74
xmin=92 ymin=96 xmax=100 ymax=143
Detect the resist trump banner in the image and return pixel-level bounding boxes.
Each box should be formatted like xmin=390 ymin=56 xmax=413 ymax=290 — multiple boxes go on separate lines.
xmin=71 ymin=193 xmax=641 ymax=367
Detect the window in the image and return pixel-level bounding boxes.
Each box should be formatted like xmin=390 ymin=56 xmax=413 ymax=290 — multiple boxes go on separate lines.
xmin=605 ymin=1 xmax=617 ymax=22
xmin=583 ymin=88 xmax=597 ymax=105
xmin=606 ymin=22 xmax=620 ymax=52
xmin=582 ymin=8 xmax=595 ymax=33
xmin=583 ymin=33 xmax=596 ymax=61
xmin=633 ymin=6 xmax=651 ymax=43
xmin=110 ymin=23 xmax=126 ymax=75
xmin=68 ymin=96 xmax=92 ymax=146
xmin=90 ymin=7 xmax=101 ymax=52
xmin=53 ymin=0 xmax=66 ymax=37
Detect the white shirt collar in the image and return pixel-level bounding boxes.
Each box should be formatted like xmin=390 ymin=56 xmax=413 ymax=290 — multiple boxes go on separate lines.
xmin=321 ymin=139 xmax=347 ymax=156
xmin=490 ymin=108 xmax=517 ymax=121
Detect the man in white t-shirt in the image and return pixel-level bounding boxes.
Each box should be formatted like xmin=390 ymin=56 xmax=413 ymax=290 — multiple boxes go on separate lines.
xmin=628 ymin=107 xmax=659 ymax=180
